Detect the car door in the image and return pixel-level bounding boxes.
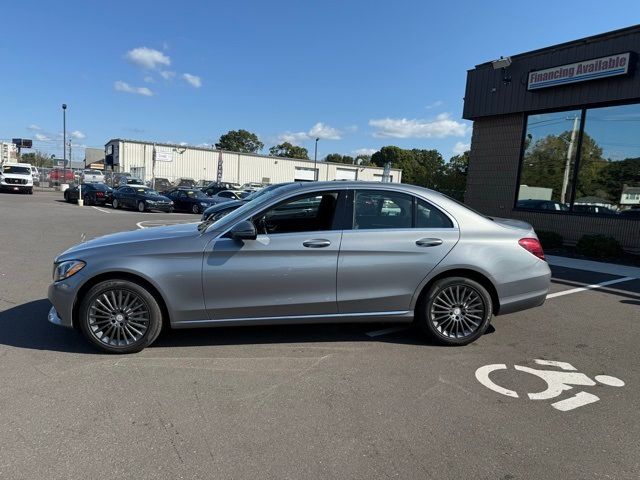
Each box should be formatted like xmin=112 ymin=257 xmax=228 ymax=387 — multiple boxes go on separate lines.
xmin=122 ymin=187 xmax=135 ymax=208
xmin=337 ymin=189 xmax=460 ymax=314
xmin=202 ymin=189 xmax=345 ymax=320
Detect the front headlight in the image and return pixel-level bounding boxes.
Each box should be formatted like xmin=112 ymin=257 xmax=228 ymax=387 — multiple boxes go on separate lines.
xmin=200 ymin=202 xmax=208 ymax=206
xmin=53 ymin=260 xmax=86 ymax=282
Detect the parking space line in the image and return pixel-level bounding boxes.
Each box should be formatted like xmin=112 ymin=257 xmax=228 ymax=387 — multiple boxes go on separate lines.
xmin=366 ymin=326 xmax=409 ymax=337
xmin=546 ymin=276 xmax=635 ymax=299
xmin=91 ymin=206 xmax=111 ymax=214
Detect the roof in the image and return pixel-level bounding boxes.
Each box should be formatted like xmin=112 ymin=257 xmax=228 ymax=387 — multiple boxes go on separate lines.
xmin=473 ymin=24 xmax=640 ymax=69
xmin=622 ymin=186 xmax=640 ymax=194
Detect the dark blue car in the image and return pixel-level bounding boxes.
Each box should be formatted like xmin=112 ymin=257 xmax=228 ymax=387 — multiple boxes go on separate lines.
xmin=111 ymin=186 xmax=174 ymax=212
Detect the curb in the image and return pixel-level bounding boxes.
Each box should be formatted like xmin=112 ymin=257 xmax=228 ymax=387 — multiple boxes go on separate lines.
xmin=546 ymin=255 xmax=640 ymax=279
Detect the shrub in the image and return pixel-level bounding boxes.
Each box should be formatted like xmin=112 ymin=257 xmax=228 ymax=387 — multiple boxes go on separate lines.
xmin=536 ymin=230 xmax=563 ymax=250
xmin=576 ymin=234 xmax=622 ymax=259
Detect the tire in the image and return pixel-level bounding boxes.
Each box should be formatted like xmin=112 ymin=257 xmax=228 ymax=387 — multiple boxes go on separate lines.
xmin=78 ymin=279 xmax=163 ymax=354
xmin=84 ymin=195 xmax=92 ymax=206
xmin=417 ymin=276 xmax=493 ymax=346
xmin=64 ymin=191 xmax=69 ymax=202
xmin=138 ymin=201 xmax=146 ymax=213
xmin=191 ymin=204 xmax=200 ymax=214
xmin=112 ymin=198 xmax=119 ymax=209
xmin=27 ymin=188 xmax=33 ymax=195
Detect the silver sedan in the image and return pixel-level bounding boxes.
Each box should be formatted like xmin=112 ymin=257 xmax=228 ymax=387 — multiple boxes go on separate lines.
xmin=48 ymin=182 xmax=551 ymax=353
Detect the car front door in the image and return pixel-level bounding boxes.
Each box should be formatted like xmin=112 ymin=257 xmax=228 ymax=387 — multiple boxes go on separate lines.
xmin=202 ymin=189 xmax=344 ymax=320
xmin=337 ymin=189 xmax=460 ymax=314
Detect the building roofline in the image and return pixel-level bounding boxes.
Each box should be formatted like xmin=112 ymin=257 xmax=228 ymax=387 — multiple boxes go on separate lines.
xmin=105 ymin=138 xmax=399 ymax=172
xmin=470 ymin=24 xmax=640 ymax=70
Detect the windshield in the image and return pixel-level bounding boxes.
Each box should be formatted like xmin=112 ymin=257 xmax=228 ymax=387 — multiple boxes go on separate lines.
xmin=137 ymin=188 xmax=159 ymax=195
xmin=3 ymin=165 xmax=31 ymax=175
xmin=244 ymin=183 xmax=288 ymax=201
xmin=185 ymin=190 xmax=207 ymax=199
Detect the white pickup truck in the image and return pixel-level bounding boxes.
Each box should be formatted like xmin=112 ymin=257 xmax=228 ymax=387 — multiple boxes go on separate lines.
xmin=81 ymin=169 xmax=105 ymax=183
xmin=0 ymin=163 xmax=34 ymax=194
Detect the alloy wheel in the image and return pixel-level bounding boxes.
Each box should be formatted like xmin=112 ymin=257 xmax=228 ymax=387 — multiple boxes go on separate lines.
xmin=87 ymin=289 xmax=150 ymax=347
xmin=430 ymin=284 xmax=485 ymax=339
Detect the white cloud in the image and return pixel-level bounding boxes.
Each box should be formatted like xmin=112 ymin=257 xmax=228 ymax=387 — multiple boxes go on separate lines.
xmin=70 ymin=130 xmax=86 ymax=140
xmin=27 ymin=124 xmax=42 ymax=131
xmin=425 ymin=100 xmax=444 ymax=110
xmin=143 ymin=75 xmax=154 ymax=83
xmin=182 ymin=73 xmax=202 ymax=88
xmin=277 ymin=122 xmax=343 ymax=145
xmin=124 ymin=47 xmax=171 ymax=70
xmin=160 ymin=70 xmax=176 ymax=80
xmin=34 ymin=133 xmax=50 ymax=141
xmin=114 ymin=80 xmax=154 ymax=96
xmin=369 ymin=113 xmax=468 ymax=139
xmin=452 ymin=141 xmax=470 ymax=155
xmin=353 ymin=148 xmax=377 ymax=156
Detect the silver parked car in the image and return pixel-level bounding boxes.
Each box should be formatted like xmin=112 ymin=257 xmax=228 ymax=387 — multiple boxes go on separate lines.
xmin=48 ymin=182 xmax=551 ymax=353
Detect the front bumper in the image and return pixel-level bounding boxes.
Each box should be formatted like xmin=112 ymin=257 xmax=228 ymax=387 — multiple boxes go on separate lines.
xmin=0 ymin=183 xmax=32 ymax=192
xmin=148 ymin=203 xmax=173 ymax=212
xmin=48 ymin=280 xmax=79 ymax=328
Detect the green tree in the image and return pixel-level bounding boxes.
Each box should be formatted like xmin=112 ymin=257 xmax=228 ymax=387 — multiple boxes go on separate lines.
xmin=325 ymin=153 xmax=355 ymax=164
xmin=20 ymin=151 xmax=54 ymax=168
xmin=371 ymin=146 xmax=444 ymax=187
xmin=269 ymin=142 xmax=309 ymax=159
xmin=438 ymin=151 xmax=469 ymax=200
xmin=215 ymin=129 xmax=264 ymax=153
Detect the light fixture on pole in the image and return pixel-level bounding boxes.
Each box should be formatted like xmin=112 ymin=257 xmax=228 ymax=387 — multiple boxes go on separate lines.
xmin=62 ymin=104 xmax=67 ymax=188
xmin=314 ymin=137 xmax=319 ymax=181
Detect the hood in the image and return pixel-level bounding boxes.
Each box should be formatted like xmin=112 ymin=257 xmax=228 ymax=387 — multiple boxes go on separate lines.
xmin=146 ymin=195 xmax=171 ymax=202
xmin=1 ymin=172 xmax=32 ymax=178
xmin=56 ymin=222 xmax=200 ymax=261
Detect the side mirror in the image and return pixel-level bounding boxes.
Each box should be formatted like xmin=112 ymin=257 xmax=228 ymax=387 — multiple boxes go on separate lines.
xmin=229 ymin=220 xmax=257 ymax=240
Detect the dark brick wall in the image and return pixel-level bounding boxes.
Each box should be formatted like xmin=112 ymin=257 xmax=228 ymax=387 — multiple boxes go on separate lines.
xmin=466 ymin=114 xmax=640 ymax=253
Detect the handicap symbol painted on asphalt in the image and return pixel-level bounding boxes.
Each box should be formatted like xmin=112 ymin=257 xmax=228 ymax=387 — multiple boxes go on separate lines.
xmin=475 ymin=359 xmax=625 ymax=411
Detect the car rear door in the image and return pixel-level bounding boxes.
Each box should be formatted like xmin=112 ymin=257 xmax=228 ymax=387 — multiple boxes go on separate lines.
xmin=202 ymin=189 xmax=345 ymax=320
xmin=337 ymin=189 xmax=460 ymax=314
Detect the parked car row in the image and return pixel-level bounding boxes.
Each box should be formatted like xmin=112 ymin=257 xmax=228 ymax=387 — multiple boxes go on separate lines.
xmin=516 ymin=199 xmax=640 ymax=217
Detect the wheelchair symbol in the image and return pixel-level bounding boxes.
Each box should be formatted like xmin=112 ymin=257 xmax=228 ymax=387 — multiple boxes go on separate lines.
xmin=475 ymin=359 xmax=625 ymax=411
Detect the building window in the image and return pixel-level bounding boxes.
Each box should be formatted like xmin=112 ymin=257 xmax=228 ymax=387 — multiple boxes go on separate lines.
xmin=516 ymin=102 xmax=640 ymax=217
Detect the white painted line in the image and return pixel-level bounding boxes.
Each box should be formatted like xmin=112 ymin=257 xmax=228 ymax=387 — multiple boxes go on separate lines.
xmin=91 ymin=206 xmax=111 ymax=214
xmin=546 ymin=276 xmax=635 ymax=299
xmin=547 ymin=255 xmax=640 ymax=279
xmin=365 ymin=326 xmax=409 ymax=338
xmin=552 ymin=391 xmax=600 ymax=411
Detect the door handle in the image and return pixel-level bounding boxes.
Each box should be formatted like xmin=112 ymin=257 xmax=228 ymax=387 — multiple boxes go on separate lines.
xmin=303 ymin=239 xmax=331 ymax=248
xmin=416 ymin=238 xmax=443 ymax=247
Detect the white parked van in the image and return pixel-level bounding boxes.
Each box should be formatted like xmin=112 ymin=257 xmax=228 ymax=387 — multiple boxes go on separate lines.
xmin=0 ymin=163 xmax=34 ymax=194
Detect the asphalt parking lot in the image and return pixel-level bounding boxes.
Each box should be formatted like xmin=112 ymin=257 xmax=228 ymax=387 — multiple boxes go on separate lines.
xmin=1 ymin=191 xmax=639 ymax=480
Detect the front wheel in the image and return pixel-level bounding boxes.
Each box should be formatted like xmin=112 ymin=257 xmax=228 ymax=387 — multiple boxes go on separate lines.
xmin=138 ymin=201 xmax=146 ymax=213
xmin=64 ymin=191 xmax=69 ymax=202
xmin=112 ymin=198 xmax=120 ymax=209
xmin=78 ymin=279 xmax=163 ymax=354
xmin=417 ymin=277 xmax=492 ymax=346
xmin=191 ymin=204 xmax=200 ymax=214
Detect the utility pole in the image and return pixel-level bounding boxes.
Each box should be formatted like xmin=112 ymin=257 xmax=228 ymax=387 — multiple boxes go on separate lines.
xmin=314 ymin=137 xmax=319 ymax=181
xmin=62 ymin=104 xmax=67 ymax=187
xmin=560 ymin=115 xmax=580 ymax=204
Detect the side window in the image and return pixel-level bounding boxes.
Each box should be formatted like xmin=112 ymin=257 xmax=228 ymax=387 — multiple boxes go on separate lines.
xmin=354 ymin=190 xmax=413 ymax=229
xmin=254 ymin=191 xmax=340 ymax=234
xmin=219 ymin=191 xmax=232 ymax=198
xmin=179 ymin=191 xmax=187 ymax=198
xmin=416 ymin=199 xmax=453 ymax=228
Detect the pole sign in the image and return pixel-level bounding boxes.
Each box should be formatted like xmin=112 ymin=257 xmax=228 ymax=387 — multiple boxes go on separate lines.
xmin=216 ymin=150 xmax=223 ymax=182
xmin=528 ymin=52 xmax=632 ymax=90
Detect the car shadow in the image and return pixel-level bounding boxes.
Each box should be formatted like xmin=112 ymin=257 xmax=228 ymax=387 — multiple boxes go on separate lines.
xmin=0 ymin=299 xmax=94 ymax=354
xmin=0 ymin=299 xmax=480 ymax=354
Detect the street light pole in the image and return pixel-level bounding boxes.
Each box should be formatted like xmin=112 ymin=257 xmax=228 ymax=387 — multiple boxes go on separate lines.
xmin=314 ymin=137 xmax=319 ymax=181
xmin=62 ymin=104 xmax=67 ymax=187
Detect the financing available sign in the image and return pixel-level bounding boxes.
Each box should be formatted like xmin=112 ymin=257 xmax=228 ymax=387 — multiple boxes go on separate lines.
xmin=527 ymin=52 xmax=632 ymax=90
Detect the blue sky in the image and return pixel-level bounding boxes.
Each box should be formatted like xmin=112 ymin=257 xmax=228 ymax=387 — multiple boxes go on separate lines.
xmin=1 ymin=1 xmax=637 ymax=162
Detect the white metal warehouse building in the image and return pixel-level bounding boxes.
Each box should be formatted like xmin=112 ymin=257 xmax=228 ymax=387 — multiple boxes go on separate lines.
xmin=104 ymin=139 xmax=402 ymax=185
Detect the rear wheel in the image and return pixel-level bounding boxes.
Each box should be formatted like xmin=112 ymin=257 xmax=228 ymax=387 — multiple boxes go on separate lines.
xmin=417 ymin=277 xmax=492 ymax=346
xmin=78 ymin=280 xmax=163 ymax=354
